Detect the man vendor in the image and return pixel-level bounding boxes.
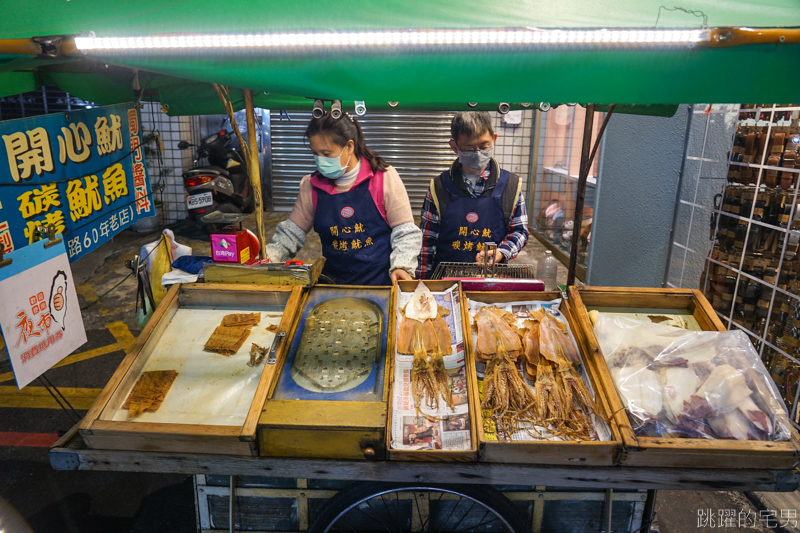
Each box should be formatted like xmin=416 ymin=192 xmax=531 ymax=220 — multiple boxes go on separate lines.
xmin=416 ymin=111 xmax=529 ymax=278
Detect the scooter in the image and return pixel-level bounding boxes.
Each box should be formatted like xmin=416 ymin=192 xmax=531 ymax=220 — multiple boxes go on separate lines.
xmin=178 ymin=129 xmax=254 ymax=232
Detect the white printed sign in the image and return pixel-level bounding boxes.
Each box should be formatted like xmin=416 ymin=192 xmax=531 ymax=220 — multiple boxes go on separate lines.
xmin=0 ymin=238 xmax=87 ymax=388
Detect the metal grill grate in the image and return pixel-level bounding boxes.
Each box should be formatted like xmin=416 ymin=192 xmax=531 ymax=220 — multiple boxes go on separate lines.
xmin=430 ymin=262 xmax=537 ymax=279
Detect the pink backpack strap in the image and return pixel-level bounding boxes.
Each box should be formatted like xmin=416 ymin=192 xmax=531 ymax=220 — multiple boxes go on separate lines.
xmin=309 ymin=171 xmax=331 ymax=212
xmin=368 ymin=170 xmax=389 ymax=225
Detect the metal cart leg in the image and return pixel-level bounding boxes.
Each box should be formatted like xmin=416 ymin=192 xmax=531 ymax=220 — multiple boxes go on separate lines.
xmin=604 ymin=488 xmax=613 ymax=533
xmin=229 ymin=475 xmax=236 ymax=533
xmin=643 ymin=490 xmax=658 ymax=532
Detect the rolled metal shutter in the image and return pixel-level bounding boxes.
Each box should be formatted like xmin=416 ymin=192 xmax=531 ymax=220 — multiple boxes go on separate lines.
xmin=270 ymin=111 xmax=456 ymax=212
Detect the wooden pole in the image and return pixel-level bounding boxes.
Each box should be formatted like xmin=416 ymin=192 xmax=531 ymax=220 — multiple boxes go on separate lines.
xmin=243 ymin=89 xmax=267 ymax=259
xmin=212 ymin=84 xmax=250 ymax=162
xmin=211 ymin=84 xmax=267 ymax=260
xmin=567 ymin=104 xmax=595 ymax=287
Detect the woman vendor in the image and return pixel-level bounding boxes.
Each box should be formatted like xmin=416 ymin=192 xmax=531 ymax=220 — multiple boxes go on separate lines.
xmin=265 ymin=112 xmax=421 ymax=285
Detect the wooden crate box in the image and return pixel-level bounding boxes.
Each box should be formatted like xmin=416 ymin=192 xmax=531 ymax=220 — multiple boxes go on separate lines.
xmin=386 ymin=280 xmax=479 ymax=462
xmin=568 ymin=286 xmax=800 ymax=470
xmin=463 ymin=291 xmax=623 ymax=465
xmin=79 ymin=284 xmax=303 ymax=455
xmin=259 ymin=286 xmax=392 ymax=461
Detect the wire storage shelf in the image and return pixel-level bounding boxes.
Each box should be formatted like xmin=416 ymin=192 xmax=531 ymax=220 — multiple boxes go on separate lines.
xmin=665 ymin=103 xmax=800 ymax=429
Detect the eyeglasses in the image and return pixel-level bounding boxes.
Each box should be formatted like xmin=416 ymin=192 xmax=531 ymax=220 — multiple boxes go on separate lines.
xmin=455 ymin=143 xmax=493 ymax=153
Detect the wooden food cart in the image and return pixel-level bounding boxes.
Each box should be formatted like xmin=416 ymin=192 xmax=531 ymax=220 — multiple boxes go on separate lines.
xmin=50 ymin=283 xmax=800 ymax=533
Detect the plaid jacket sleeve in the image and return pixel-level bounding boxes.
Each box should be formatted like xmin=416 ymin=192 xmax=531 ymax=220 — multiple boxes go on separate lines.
xmin=415 ymin=189 xmax=440 ymax=279
xmin=498 ymin=190 xmax=530 ymax=261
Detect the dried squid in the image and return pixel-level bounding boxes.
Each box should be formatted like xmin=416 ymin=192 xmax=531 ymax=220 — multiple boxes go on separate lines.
xmin=689 ymin=364 xmax=773 ymax=436
xmin=474 ymin=306 xmax=523 ymax=361
xmin=522 ymin=318 xmax=540 ymax=380
xmin=474 ymin=305 xmax=604 ymax=441
xmin=536 ymin=315 xmax=601 ymax=439
xmin=480 ymin=332 xmax=538 ymax=437
xmin=397 ymin=284 xmax=452 ymax=356
xmin=403 ymin=281 xmax=454 ymax=412
xmin=410 ymin=326 xmax=454 ymax=412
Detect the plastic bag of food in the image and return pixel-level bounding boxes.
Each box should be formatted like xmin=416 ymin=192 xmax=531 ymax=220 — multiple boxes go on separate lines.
xmin=592 ymin=314 xmax=792 ymax=441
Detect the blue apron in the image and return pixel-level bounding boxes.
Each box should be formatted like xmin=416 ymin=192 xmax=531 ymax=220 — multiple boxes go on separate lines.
xmin=313 ymin=175 xmax=393 ymax=285
xmin=434 ymin=169 xmax=510 ymax=265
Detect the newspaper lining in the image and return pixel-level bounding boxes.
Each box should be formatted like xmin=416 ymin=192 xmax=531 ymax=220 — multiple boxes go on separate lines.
xmin=469 ymin=299 xmax=612 ymax=442
xmin=390 ymin=284 xmax=472 ymax=451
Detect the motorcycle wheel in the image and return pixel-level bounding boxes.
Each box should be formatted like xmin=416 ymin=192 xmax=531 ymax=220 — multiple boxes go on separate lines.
xmin=203 ymin=203 xmax=242 ymax=234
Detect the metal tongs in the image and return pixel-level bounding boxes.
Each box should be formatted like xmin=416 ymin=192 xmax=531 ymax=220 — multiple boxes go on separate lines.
xmin=126 ymin=254 xmax=157 ymax=316
xmin=481 ymin=242 xmax=498 ymax=278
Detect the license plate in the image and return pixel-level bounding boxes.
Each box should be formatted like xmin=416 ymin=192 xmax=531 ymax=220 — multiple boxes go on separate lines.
xmin=187 ymin=191 xmax=213 ymax=209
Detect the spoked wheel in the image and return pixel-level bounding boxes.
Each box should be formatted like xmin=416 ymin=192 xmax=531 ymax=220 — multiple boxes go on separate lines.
xmin=309 ymin=482 xmax=529 ymax=533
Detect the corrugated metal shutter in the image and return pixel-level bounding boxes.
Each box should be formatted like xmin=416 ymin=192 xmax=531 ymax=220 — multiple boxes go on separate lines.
xmin=270 ymin=111 xmax=456 ymax=212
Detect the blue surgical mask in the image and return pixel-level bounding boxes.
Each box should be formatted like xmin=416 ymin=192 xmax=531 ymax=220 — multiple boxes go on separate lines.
xmin=457 ymin=145 xmax=494 ymax=173
xmin=314 ymin=148 xmax=351 ymax=180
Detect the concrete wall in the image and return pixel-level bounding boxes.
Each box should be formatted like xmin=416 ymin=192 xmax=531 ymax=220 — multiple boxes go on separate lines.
xmin=667 ymin=105 xmax=737 ymax=290
xmin=586 ymin=105 xmax=690 ymax=287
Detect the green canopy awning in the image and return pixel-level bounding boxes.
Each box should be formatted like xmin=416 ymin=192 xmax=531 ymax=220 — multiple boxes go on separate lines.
xmin=0 ymin=0 xmax=797 ymax=114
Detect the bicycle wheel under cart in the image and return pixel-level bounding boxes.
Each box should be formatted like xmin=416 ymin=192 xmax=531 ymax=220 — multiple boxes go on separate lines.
xmin=309 ymin=482 xmax=530 ymax=533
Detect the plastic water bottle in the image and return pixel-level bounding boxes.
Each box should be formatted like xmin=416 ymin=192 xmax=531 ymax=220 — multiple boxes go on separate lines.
xmin=536 ymin=250 xmax=559 ymax=291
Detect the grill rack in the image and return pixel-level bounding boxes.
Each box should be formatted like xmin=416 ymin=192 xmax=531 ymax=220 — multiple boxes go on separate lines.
xmin=430 ymin=262 xmax=537 ymax=280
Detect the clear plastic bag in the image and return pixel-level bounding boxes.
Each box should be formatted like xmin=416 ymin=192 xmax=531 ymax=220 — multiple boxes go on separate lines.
xmin=593 ymin=314 xmax=792 ymax=441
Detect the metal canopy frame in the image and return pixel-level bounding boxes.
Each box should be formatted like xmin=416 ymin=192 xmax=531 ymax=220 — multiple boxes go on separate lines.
xmin=566 ymin=104 xmax=617 ymax=286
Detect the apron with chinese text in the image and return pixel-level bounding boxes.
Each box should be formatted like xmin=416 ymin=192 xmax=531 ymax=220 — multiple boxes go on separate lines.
xmin=434 ymin=169 xmax=510 ymax=265
xmin=313 ymin=174 xmax=392 ymax=285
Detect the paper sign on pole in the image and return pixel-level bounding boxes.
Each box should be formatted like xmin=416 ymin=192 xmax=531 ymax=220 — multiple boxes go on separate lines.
xmin=0 ymin=237 xmax=87 ymax=388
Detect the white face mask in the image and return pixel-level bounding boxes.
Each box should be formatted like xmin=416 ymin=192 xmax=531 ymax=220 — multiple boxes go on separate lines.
xmin=457 ymin=145 xmax=494 ymax=172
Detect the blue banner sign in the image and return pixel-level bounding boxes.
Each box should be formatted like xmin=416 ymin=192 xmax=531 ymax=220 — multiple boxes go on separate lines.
xmin=0 ymin=102 xmax=152 ymax=261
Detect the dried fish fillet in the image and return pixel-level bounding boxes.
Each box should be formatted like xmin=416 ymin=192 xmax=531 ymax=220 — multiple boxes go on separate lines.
xmin=222 ymin=313 xmax=261 ymax=327
xmin=205 ymin=325 xmax=252 ymax=355
xmin=122 ymin=370 xmax=178 ymax=417
xmin=611 ymin=364 xmax=663 ymax=420
xmin=594 ymin=313 xmax=793 ymax=441
xmin=709 ymin=409 xmax=758 ymax=440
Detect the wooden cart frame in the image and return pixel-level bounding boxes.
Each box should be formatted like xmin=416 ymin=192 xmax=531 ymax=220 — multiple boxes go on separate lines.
xmin=51 ymin=425 xmax=800 ymax=493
